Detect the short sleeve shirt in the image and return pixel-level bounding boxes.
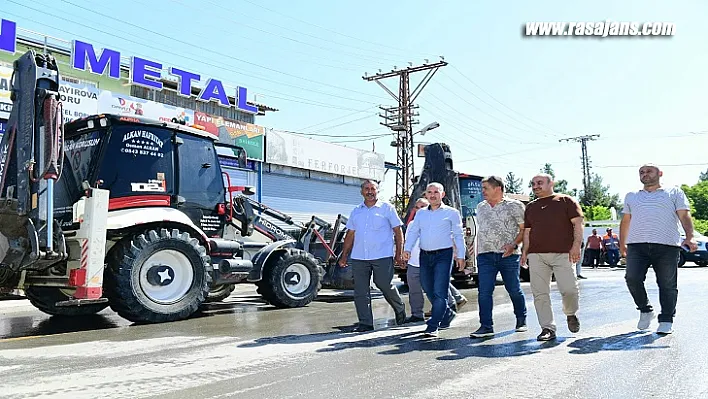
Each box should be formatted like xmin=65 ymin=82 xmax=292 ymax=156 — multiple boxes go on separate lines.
xmin=475 ymin=198 xmax=525 ymax=255
xmin=345 ymin=200 xmax=403 ymax=260
xmin=622 ymin=186 xmax=691 ymax=247
xmin=524 ymin=194 xmax=583 ymax=253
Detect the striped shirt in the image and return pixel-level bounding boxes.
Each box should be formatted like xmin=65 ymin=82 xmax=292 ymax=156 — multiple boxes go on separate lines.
xmin=622 ymin=186 xmax=691 ymax=247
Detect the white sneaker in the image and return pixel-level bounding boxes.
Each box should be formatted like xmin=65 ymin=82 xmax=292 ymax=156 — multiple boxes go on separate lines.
xmin=637 ymin=311 xmax=655 ymax=330
xmin=657 ymin=322 xmax=674 ymax=335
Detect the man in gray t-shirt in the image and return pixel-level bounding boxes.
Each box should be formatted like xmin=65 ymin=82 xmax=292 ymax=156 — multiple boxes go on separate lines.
xmin=620 ymin=164 xmax=698 ymax=335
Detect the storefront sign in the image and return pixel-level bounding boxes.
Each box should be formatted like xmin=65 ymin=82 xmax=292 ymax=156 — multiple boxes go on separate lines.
xmin=195 ymin=112 xmax=264 ymax=161
xmin=0 ymin=18 xmax=257 ymax=114
xmin=265 ymin=129 xmax=385 ymax=181
xmin=97 ymin=91 xmax=194 ymax=125
xmin=0 ymin=65 xmax=11 ymax=120
xmin=1 ymin=65 xmax=100 ymax=123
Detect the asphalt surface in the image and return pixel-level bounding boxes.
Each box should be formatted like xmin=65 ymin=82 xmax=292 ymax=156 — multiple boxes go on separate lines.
xmin=1 ymin=265 xmax=708 ymax=399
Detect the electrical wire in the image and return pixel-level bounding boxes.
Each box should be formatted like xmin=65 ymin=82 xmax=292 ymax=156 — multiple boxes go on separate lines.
xmin=237 ymin=0 xmax=435 ymax=59
xmin=56 ymin=0 xmax=390 ymax=101
xmin=8 ymin=2 xmax=383 ymax=108
xmin=450 ymin=64 xmax=563 ymax=136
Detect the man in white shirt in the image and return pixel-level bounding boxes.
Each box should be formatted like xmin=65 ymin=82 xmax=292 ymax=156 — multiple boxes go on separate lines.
xmin=403 ymin=183 xmax=466 ymax=337
xmin=339 ymin=180 xmax=407 ymax=332
xmin=620 ymin=164 xmax=698 ymax=335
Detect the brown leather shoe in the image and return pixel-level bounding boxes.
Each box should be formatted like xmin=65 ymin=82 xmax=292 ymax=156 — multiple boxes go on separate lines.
xmin=567 ymin=315 xmax=580 ymax=333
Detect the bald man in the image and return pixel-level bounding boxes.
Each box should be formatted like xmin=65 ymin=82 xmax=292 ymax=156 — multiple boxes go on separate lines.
xmin=620 ymin=164 xmax=698 ymax=335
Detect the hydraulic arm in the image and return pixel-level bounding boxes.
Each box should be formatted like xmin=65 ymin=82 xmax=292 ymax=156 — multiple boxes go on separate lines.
xmin=0 ymin=50 xmax=66 ymax=272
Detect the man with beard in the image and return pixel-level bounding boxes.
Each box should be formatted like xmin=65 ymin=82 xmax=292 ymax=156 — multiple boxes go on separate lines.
xmin=620 ymin=164 xmax=697 ymax=335
xmin=521 ymin=173 xmax=584 ymax=341
xmin=339 ymin=180 xmax=407 ymax=332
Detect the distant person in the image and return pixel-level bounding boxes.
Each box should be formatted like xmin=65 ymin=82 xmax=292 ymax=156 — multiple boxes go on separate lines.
xmin=469 ymin=176 xmax=528 ymax=338
xmin=585 ymin=229 xmax=604 ymax=268
xmin=403 ymin=183 xmax=466 ymax=337
xmin=339 ymin=180 xmax=407 ymax=332
xmin=521 ymin=173 xmax=584 ymax=341
xmin=403 ymin=197 xmax=430 ymax=323
xmin=620 ymin=164 xmax=697 ymax=335
xmin=576 ymin=241 xmax=587 ymax=279
xmin=603 ymin=228 xmax=620 ymax=266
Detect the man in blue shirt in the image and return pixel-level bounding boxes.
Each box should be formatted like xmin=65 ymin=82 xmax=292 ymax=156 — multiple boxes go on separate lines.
xmin=339 ymin=180 xmax=407 ymax=332
xmin=403 ymin=182 xmax=466 ymax=337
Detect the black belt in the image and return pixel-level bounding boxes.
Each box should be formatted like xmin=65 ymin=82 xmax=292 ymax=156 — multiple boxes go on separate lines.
xmin=420 ymin=247 xmax=453 ymax=255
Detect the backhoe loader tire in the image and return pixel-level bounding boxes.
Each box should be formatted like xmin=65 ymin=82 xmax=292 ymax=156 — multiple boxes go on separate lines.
xmin=104 ymin=228 xmax=212 ymax=323
xmin=256 ymin=248 xmax=321 ymax=308
xmin=25 ymin=286 xmax=109 ymax=316
xmin=205 ymin=284 xmax=236 ymax=303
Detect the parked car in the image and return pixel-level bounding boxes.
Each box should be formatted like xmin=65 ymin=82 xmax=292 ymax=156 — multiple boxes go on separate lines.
xmin=679 ymin=231 xmax=708 ymax=267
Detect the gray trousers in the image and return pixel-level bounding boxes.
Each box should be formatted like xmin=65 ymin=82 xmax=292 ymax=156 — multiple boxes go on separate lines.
xmin=407 ymin=266 xmax=425 ymax=318
xmin=408 ymin=265 xmax=465 ymax=318
xmin=351 ymin=257 xmax=406 ymax=326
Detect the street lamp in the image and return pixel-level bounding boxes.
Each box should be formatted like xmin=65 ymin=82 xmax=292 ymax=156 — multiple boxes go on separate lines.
xmin=416 ymin=121 xmax=440 ymax=136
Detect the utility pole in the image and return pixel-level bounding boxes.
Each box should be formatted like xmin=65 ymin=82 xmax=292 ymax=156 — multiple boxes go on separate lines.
xmin=559 ymin=134 xmax=600 ymax=203
xmin=363 ymin=60 xmax=447 ymax=210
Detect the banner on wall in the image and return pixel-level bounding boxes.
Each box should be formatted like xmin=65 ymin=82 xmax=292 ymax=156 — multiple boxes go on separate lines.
xmin=1 ymin=66 xmax=100 ymax=123
xmin=97 ymin=91 xmax=194 ymax=125
xmin=194 ymin=111 xmax=264 ymax=162
xmin=265 ymin=129 xmax=385 ymax=181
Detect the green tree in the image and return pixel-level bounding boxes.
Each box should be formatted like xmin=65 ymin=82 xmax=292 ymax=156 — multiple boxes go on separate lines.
xmin=681 ymin=181 xmax=708 ymax=220
xmin=504 ymin=172 xmax=524 ymax=194
xmin=581 ymin=205 xmax=612 ymax=221
xmin=528 ymin=163 xmax=578 ymax=199
xmin=579 ymin=173 xmax=621 ymax=208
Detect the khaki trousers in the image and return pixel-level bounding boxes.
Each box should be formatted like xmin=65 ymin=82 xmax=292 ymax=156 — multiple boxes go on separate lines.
xmin=528 ymin=253 xmax=579 ymax=331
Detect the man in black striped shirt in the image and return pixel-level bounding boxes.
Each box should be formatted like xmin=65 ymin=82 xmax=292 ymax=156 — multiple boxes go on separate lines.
xmin=620 ymin=164 xmax=698 ymax=335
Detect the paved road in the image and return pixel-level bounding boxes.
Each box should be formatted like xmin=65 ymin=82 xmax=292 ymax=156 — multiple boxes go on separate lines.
xmin=1 ymin=266 xmax=707 ymax=399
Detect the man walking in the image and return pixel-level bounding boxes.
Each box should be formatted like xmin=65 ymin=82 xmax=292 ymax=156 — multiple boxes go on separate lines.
xmin=339 ymin=180 xmax=407 ymax=332
xmin=620 ymin=164 xmax=698 ymax=335
xmin=603 ymin=228 xmax=620 ymax=266
xmin=520 ymin=173 xmax=584 ymax=341
xmin=585 ymin=229 xmax=603 ymax=269
xmin=403 ymin=197 xmax=429 ymax=323
xmin=403 ymin=182 xmax=466 ymax=337
xmin=469 ymin=176 xmax=528 ymax=338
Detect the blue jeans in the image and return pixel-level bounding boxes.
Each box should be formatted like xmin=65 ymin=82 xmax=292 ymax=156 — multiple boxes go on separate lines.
xmin=606 ymin=248 xmax=620 ymax=266
xmin=477 ymin=253 xmax=527 ymax=328
xmin=420 ymin=248 xmax=454 ymax=329
xmin=625 ymin=243 xmax=680 ymax=323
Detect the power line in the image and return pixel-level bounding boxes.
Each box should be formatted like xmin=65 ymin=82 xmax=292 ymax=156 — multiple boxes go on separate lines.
xmin=439 ymin=70 xmax=558 ymax=138
xmin=595 ymin=163 xmax=708 ymax=169
xmin=296 ymin=107 xmax=378 ymax=131
xmin=236 ymin=0 xmax=434 ymax=59
xmin=8 ymin=3 xmax=382 ymax=108
xmin=450 ymin=64 xmax=563 ymax=136
xmin=166 ymin=0 xmax=407 ymax=65
xmin=56 ymin=0 xmax=389 ymax=101
xmin=434 ymin=79 xmax=544 ymax=137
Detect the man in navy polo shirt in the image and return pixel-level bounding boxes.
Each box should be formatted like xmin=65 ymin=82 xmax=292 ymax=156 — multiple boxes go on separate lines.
xmin=339 ymin=180 xmax=407 ymax=332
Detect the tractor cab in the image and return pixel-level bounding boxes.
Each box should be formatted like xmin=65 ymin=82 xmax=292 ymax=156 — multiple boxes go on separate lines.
xmin=57 ymin=114 xmax=248 ymax=238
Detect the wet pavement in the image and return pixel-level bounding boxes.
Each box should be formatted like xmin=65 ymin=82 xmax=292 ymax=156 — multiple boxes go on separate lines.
xmin=1 ymin=266 xmax=708 ymax=399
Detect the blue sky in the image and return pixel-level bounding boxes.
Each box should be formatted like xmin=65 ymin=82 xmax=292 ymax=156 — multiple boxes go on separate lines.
xmin=3 ymin=0 xmax=708 ymax=202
